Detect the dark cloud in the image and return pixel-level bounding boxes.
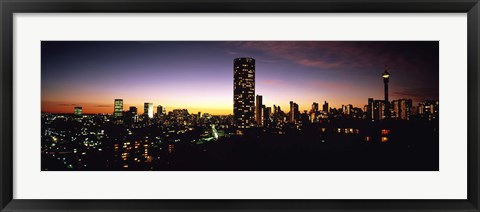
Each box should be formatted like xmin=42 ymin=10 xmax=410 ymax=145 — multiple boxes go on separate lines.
xmin=230 ymin=41 xmax=438 ymax=73
xmin=393 ymin=87 xmax=439 ymax=102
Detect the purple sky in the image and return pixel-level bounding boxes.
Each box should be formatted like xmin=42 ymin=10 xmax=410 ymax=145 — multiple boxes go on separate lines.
xmin=41 ymin=41 xmax=439 ymax=115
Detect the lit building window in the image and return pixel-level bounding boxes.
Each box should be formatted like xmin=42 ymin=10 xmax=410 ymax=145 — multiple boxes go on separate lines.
xmin=381 ymin=129 xmax=390 ymax=135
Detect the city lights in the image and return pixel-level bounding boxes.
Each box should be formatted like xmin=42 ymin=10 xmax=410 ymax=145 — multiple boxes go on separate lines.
xmin=41 ymin=41 xmax=439 ymax=171
xmin=41 ymin=59 xmax=439 ymax=171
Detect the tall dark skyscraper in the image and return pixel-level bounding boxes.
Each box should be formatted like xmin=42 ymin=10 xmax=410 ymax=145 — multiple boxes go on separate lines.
xmin=129 ymin=106 xmax=137 ymax=114
xmin=233 ymin=57 xmax=255 ymax=133
xmin=263 ymin=106 xmax=271 ymax=126
xmin=289 ymin=101 xmax=299 ymax=123
xmin=322 ymin=101 xmax=329 ymax=113
xmin=255 ymin=95 xmax=263 ymax=126
xmin=382 ymin=66 xmax=391 ymax=118
xmin=311 ymin=102 xmax=319 ymax=114
xmin=114 ymin=99 xmax=123 ymax=118
xmin=126 ymin=106 xmax=138 ymax=124
xmin=157 ymin=105 xmax=163 ymax=117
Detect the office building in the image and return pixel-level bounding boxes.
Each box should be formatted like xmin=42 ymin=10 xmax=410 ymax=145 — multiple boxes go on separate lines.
xmin=368 ymin=98 xmax=387 ymax=121
xmin=342 ymin=104 xmax=352 ymax=116
xmin=367 ymin=98 xmax=374 ymax=120
xmin=374 ymin=100 xmax=386 ymax=121
xmin=157 ymin=105 xmax=163 ymax=117
xmin=74 ymin=106 xmax=82 ymax=116
xmin=418 ymin=100 xmax=439 ymax=120
xmin=233 ymin=57 xmax=255 ymax=133
xmin=129 ymin=106 xmax=137 ymax=114
xmin=255 ymin=95 xmax=263 ymax=126
xmin=114 ymin=99 xmax=123 ymax=118
xmin=322 ymin=101 xmax=329 ymax=113
xmin=144 ymin=103 xmax=153 ymax=119
xmin=392 ymin=99 xmax=412 ymax=120
xmin=126 ymin=106 xmax=138 ymax=124
xmin=311 ymin=102 xmax=319 ymax=114
xmin=273 ymin=105 xmax=282 ymax=115
xmin=289 ymin=101 xmax=299 ymax=123
xmin=263 ymin=106 xmax=271 ymax=126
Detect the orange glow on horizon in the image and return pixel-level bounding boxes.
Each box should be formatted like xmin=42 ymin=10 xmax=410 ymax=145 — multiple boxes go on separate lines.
xmin=42 ymin=101 xmax=234 ymax=115
xmin=42 ymin=99 xmax=368 ymax=116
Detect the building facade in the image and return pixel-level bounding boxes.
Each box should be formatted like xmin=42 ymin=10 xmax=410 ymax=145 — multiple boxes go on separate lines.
xmin=233 ymin=58 xmax=255 ymax=133
xmin=74 ymin=106 xmax=82 ymax=116
xmin=263 ymin=106 xmax=271 ymax=126
xmin=392 ymin=99 xmax=412 ymax=120
xmin=368 ymin=98 xmax=387 ymax=121
xmin=255 ymin=95 xmax=263 ymax=126
xmin=125 ymin=106 xmax=138 ymax=125
xmin=418 ymin=100 xmax=439 ymax=120
xmin=156 ymin=105 xmax=163 ymax=117
xmin=311 ymin=102 xmax=319 ymax=114
xmin=342 ymin=104 xmax=352 ymax=116
xmin=144 ymin=103 xmax=154 ymax=119
xmin=322 ymin=101 xmax=329 ymax=113
xmin=114 ymin=99 xmax=123 ymax=118
xmin=289 ymin=101 xmax=299 ymax=123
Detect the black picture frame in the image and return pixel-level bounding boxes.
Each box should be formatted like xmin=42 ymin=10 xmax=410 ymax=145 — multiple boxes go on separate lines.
xmin=1 ymin=0 xmax=479 ymax=211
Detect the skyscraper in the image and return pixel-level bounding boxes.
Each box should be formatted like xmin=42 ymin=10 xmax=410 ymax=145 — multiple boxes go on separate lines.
xmin=367 ymin=98 xmax=374 ymax=120
xmin=255 ymin=95 xmax=263 ymax=126
xmin=289 ymin=101 xmax=299 ymax=123
xmin=294 ymin=103 xmax=299 ymax=122
xmin=273 ymin=105 xmax=282 ymax=115
xmin=311 ymin=102 xmax=319 ymax=114
xmin=74 ymin=106 xmax=82 ymax=116
xmin=310 ymin=113 xmax=316 ymax=123
xmin=322 ymin=101 xmax=329 ymax=113
xmin=342 ymin=104 xmax=352 ymax=116
xmin=418 ymin=100 xmax=439 ymax=120
xmin=129 ymin=106 xmax=138 ymax=114
xmin=382 ymin=66 xmax=391 ymax=118
xmin=289 ymin=101 xmax=294 ymax=123
xmin=263 ymin=106 xmax=271 ymax=126
xmin=144 ymin=103 xmax=153 ymax=119
xmin=374 ymin=100 xmax=386 ymax=121
xmin=368 ymin=98 xmax=388 ymax=121
xmin=114 ymin=99 xmax=123 ymax=118
xmin=125 ymin=106 xmax=138 ymax=124
xmin=156 ymin=105 xmax=163 ymax=117
xmin=233 ymin=57 xmax=255 ymax=133
xmin=392 ymin=99 xmax=412 ymax=120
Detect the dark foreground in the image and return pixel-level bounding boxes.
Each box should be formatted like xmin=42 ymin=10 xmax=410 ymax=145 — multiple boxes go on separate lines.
xmin=42 ymin=116 xmax=438 ymax=171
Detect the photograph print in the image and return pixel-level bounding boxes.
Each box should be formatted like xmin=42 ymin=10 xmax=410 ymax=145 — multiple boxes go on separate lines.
xmin=41 ymin=41 xmax=439 ymax=171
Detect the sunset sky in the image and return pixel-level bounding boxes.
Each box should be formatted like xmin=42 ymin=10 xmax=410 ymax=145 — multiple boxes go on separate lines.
xmin=41 ymin=41 xmax=439 ymax=115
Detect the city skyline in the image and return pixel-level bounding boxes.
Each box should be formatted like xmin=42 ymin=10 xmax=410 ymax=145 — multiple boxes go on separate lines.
xmin=41 ymin=41 xmax=439 ymax=171
xmin=41 ymin=41 xmax=439 ymax=115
